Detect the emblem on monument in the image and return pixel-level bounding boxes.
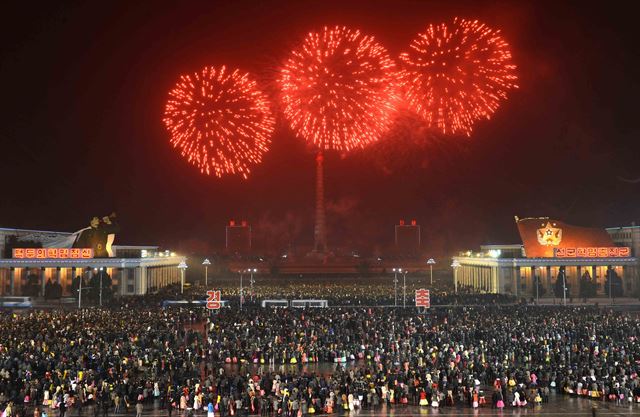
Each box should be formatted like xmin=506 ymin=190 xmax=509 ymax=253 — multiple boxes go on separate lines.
xmin=537 ymin=222 xmax=562 ymax=246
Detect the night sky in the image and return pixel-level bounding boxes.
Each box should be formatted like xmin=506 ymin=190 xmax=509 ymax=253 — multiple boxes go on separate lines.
xmin=1 ymin=0 xmax=638 ymax=256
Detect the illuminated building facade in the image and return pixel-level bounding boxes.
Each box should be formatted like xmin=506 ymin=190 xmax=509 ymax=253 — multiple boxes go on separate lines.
xmin=0 ymin=227 xmax=184 ymax=297
xmin=452 ymin=217 xmax=640 ymax=297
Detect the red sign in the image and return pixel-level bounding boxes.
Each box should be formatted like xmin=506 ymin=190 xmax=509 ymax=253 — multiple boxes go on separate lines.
xmin=555 ymin=247 xmax=630 ymax=258
xmin=206 ymin=290 xmax=222 ymax=310
xmin=415 ymin=288 xmax=430 ymax=308
xmin=516 ymin=218 xmax=616 ymax=258
xmin=12 ymin=248 xmax=94 ymax=259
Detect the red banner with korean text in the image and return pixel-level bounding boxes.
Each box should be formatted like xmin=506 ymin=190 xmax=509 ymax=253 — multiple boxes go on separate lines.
xmin=13 ymin=248 xmax=94 ymax=259
xmin=555 ymin=247 xmax=630 ymax=258
xmin=415 ymin=289 xmax=430 ymax=308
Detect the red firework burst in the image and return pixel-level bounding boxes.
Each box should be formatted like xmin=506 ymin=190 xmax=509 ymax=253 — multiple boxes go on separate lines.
xmin=163 ymin=66 xmax=275 ymax=178
xmin=399 ymin=18 xmax=518 ymax=136
xmin=279 ymin=25 xmax=399 ymax=152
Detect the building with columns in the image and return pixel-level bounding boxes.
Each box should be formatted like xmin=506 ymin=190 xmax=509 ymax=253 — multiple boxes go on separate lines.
xmin=452 ymin=218 xmax=640 ymax=298
xmin=0 ymin=227 xmax=184 ymax=297
xmin=607 ymin=224 xmax=640 ymax=257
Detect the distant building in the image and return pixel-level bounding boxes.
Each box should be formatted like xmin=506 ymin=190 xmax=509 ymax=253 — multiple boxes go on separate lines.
xmin=0 ymin=227 xmax=183 ymax=297
xmin=395 ymin=220 xmax=421 ymax=255
xmin=607 ymin=224 xmax=640 ymax=257
xmin=452 ymin=217 xmax=639 ymax=297
xmin=226 ymin=220 xmax=251 ymax=254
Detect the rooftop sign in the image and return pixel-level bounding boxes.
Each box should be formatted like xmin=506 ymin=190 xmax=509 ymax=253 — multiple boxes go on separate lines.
xmin=12 ymin=248 xmax=94 ymax=259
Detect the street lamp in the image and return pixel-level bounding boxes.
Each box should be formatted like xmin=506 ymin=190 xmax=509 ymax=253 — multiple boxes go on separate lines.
xmin=239 ymin=270 xmax=244 ymax=310
xmin=451 ymin=260 xmax=461 ymax=294
xmin=402 ymin=270 xmax=408 ymax=308
xmin=249 ymin=268 xmax=257 ymax=302
xmin=178 ymin=260 xmax=188 ymax=295
xmin=392 ymin=268 xmax=402 ymax=307
xmin=239 ymin=268 xmax=258 ymax=308
xmin=78 ymin=275 xmax=82 ymax=309
xmin=427 ymin=258 xmax=436 ymax=285
xmin=560 ymin=268 xmax=567 ymax=306
xmin=98 ymin=267 xmax=104 ymax=307
xmin=202 ymin=259 xmax=211 ymax=287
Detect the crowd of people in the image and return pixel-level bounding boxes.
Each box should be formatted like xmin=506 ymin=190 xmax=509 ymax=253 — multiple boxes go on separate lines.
xmin=137 ymin=279 xmax=516 ymax=308
xmin=1 ymin=293 xmax=640 ymax=417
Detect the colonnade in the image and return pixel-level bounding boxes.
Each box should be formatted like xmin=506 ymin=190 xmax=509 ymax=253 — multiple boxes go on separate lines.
xmin=456 ymin=264 xmax=497 ymax=293
xmin=0 ymin=263 xmax=182 ymax=297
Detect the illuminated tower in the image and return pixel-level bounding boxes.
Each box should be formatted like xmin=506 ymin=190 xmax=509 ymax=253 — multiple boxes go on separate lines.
xmin=313 ymin=152 xmax=327 ymax=253
xmin=279 ymin=26 xmax=400 ymax=258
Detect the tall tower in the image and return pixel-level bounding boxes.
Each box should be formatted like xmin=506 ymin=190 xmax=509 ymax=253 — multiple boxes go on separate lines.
xmin=313 ymin=152 xmax=327 ymax=253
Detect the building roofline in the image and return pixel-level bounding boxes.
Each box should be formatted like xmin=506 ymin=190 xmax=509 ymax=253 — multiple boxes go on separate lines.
xmin=0 ymin=256 xmax=185 ymax=268
xmin=0 ymin=227 xmax=72 ymax=235
xmin=452 ymin=255 xmax=638 ymax=266
xmin=514 ymin=216 xmax=549 ymax=223
xmin=113 ymin=245 xmax=159 ymax=250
